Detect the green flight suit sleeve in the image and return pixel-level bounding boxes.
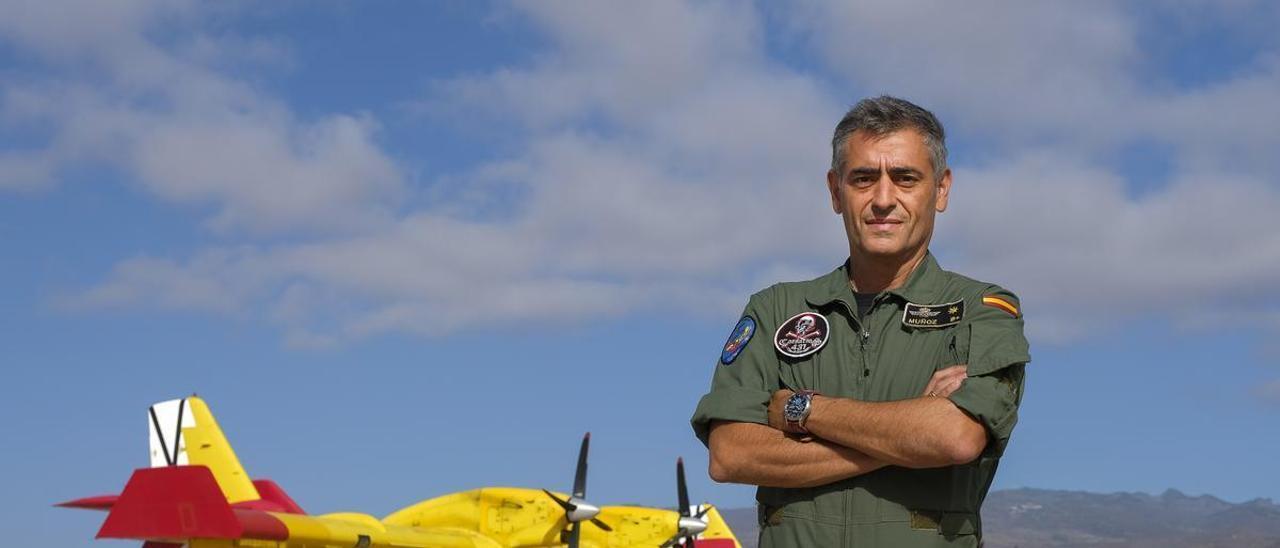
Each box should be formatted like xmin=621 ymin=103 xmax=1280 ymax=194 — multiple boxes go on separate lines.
xmin=690 ymin=289 xmax=779 ymax=447
xmin=947 ymin=287 xmax=1031 ymax=456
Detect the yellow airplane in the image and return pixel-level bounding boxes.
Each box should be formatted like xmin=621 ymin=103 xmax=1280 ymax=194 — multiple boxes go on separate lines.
xmin=59 ymin=396 xmax=742 ymax=548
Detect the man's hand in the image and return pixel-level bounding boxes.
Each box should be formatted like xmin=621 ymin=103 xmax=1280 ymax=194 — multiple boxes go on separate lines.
xmin=922 ymin=365 xmax=967 ymax=398
xmin=767 ymin=389 xmax=795 ymax=432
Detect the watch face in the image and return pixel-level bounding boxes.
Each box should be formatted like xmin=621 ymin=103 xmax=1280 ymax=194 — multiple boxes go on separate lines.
xmin=784 ymin=393 xmax=810 ymax=421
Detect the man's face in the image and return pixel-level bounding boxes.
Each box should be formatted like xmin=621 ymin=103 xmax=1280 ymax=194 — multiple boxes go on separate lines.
xmin=826 ymin=129 xmax=951 ymax=261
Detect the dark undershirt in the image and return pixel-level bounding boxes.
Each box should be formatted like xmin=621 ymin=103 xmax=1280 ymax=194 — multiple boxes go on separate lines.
xmin=853 ymin=291 xmax=878 ymax=320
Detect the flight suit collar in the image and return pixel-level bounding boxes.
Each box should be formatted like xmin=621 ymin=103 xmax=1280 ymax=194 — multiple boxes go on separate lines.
xmin=804 ymin=251 xmax=943 ymax=307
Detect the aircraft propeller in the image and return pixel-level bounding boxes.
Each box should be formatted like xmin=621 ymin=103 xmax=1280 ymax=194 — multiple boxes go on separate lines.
xmin=542 ymin=433 xmax=612 ymax=548
xmin=660 ymin=457 xmax=709 ymax=548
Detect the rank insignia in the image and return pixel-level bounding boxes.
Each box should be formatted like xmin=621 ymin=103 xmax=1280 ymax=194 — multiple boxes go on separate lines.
xmin=721 ymin=316 xmax=756 ymax=365
xmin=902 ymin=299 xmax=964 ymax=328
xmin=774 ymin=312 xmax=829 ymax=358
xmin=982 ymin=295 xmax=1020 ymax=317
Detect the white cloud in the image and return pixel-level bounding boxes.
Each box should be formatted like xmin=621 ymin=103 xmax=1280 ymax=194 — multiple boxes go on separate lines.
xmin=0 ymin=0 xmax=195 ymax=61
xmin=0 ymin=149 xmax=55 ymax=190
xmin=1144 ymin=56 xmax=1280 ymax=174
xmin=129 ymin=111 xmax=401 ymax=233
xmin=1257 ymin=380 xmax=1280 ymax=405
xmin=0 ymin=0 xmax=403 ymax=234
xmin=937 ymin=153 xmax=1280 ymax=341
xmin=787 ymin=0 xmax=1143 ymax=147
xmin=440 ymin=1 xmax=767 ymax=130
xmin=66 ymin=247 xmax=267 ymax=314
xmin=789 ymin=0 xmax=1280 ymax=175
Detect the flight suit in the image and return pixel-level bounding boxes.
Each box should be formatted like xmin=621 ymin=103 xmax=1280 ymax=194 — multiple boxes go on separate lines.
xmin=691 ymin=252 xmax=1030 ymax=547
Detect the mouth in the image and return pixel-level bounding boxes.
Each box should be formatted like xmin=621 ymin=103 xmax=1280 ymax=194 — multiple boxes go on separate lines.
xmin=865 ymin=218 xmax=903 ymax=228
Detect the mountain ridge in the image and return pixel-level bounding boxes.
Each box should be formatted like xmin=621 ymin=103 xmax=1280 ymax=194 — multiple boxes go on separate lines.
xmin=715 ymin=487 xmax=1280 ymax=548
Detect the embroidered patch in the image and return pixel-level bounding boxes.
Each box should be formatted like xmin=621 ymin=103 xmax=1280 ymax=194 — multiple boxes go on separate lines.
xmin=721 ymin=316 xmax=756 ymax=365
xmin=774 ymin=312 xmax=829 ymax=358
xmin=902 ymin=299 xmax=964 ymax=328
xmin=982 ymin=295 xmax=1019 ymax=317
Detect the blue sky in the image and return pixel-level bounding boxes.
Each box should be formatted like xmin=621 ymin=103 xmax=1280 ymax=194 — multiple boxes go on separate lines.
xmin=3 ymin=1 xmax=1280 ymax=545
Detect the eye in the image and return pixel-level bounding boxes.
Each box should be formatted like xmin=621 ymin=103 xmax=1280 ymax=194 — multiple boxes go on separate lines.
xmin=850 ymin=176 xmax=876 ymax=188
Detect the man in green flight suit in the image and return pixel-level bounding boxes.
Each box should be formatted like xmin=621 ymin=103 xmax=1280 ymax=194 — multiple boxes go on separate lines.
xmin=691 ymin=96 xmax=1030 ymax=547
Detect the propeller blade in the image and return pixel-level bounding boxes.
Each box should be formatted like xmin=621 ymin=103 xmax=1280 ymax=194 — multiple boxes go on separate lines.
xmin=542 ymin=489 xmax=576 ymax=513
xmin=567 ymin=521 xmax=581 ymax=548
xmin=659 ymin=531 xmax=686 ymax=548
xmin=573 ymin=433 xmax=590 ymax=499
xmin=589 ymin=517 xmax=613 ymax=532
xmin=668 ymin=457 xmax=708 ymax=548
xmin=676 ymin=457 xmax=691 ymax=517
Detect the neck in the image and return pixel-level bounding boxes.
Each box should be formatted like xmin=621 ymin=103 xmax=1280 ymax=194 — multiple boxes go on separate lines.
xmin=847 ymin=245 xmax=929 ymax=293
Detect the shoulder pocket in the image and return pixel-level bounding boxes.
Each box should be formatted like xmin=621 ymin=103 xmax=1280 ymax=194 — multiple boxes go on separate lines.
xmin=966 ymin=318 xmax=1031 ymax=377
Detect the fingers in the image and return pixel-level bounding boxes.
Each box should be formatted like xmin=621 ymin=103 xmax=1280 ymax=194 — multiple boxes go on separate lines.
xmin=922 ymin=374 xmax=942 ymax=397
xmin=767 ymin=389 xmax=794 ymax=431
xmin=922 ymin=370 xmax=942 ymax=396
xmin=922 ymin=366 xmax=956 ymax=396
xmin=932 ymin=374 xmax=965 ymax=398
xmin=922 ymin=365 xmax=968 ymax=398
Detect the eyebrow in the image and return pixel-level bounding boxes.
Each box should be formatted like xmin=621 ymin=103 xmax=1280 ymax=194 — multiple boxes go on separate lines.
xmin=845 ymin=166 xmax=926 ymax=178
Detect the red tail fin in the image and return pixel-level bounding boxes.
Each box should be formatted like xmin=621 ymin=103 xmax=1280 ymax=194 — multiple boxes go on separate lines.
xmin=97 ymin=466 xmax=242 ymax=540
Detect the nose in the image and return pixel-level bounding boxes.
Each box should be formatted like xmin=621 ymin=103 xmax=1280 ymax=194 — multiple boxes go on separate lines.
xmin=871 ymin=174 xmax=895 ymax=214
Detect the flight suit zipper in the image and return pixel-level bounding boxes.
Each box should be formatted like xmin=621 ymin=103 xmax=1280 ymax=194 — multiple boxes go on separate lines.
xmin=856 ymin=294 xmax=884 ymax=396
xmin=852 ymin=309 xmax=868 ymax=395
xmin=860 ymin=329 xmax=870 ymax=369
xmin=833 ymin=300 xmax=859 ymax=397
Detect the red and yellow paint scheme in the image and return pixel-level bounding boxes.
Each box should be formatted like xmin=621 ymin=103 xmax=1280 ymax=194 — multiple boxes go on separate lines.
xmin=59 ymin=396 xmax=741 ymax=548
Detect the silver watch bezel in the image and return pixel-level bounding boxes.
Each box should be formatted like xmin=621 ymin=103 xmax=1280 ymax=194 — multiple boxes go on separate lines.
xmin=783 ymin=391 xmax=813 ymax=424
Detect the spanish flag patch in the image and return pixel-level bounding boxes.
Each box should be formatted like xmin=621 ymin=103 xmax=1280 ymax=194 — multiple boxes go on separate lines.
xmin=982 ymin=295 xmax=1020 ymax=317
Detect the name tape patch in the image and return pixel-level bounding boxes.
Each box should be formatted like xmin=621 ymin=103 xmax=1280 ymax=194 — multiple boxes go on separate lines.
xmin=721 ymin=316 xmax=756 ymax=365
xmin=902 ymin=299 xmax=964 ymax=328
xmin=774 ymin=311 xmax=829 ymax=358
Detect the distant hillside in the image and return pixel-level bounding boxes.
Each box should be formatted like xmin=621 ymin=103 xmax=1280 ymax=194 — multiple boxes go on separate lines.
xmin=984 ymin=488 xmax=1280 ymax=548
xmin=716 ymin=488 xmax=1280 ymax=548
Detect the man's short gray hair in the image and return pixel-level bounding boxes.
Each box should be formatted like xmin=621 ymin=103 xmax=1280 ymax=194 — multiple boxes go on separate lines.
xmin=830 ymin=96 xmax=948 ymax=179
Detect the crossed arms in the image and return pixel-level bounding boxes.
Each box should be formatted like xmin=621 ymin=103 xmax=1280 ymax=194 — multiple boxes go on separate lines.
xmin=707 ymin=365 xmax=987 ymax=488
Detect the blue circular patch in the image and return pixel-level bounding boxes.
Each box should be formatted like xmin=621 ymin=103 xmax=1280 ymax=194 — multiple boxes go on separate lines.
xmin=721 ymin=316 xmax=756 ymax=365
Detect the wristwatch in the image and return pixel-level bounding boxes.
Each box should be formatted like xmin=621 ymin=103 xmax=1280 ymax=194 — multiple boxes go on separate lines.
xmin=783 ymin=390 xmax=819 ymax=433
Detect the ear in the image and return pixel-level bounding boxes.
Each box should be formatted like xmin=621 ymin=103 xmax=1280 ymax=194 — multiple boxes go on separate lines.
xmin=935 ymin=168 xmax=953 ymax=213
xmin=827 ymin=169 xmax=842 ymax=214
